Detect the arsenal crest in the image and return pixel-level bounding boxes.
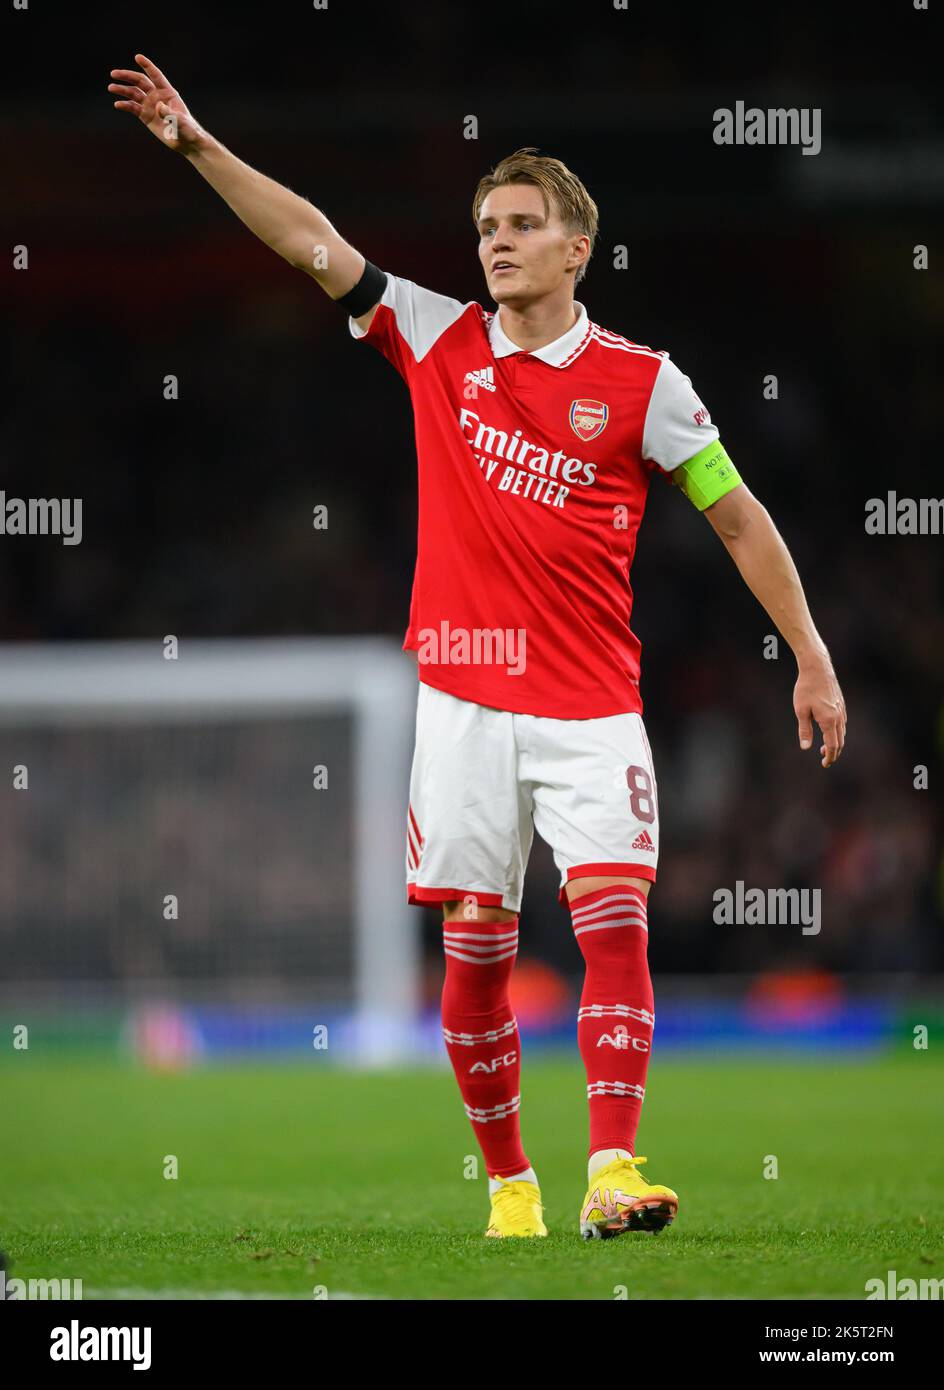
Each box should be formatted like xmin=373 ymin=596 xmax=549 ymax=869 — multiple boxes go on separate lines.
xmin=569 ymin=399 xmax=608 ymax=442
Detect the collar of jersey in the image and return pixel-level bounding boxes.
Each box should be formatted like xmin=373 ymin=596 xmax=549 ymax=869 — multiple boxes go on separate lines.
xmin=488 ymin=301 xmax=589 ymax=368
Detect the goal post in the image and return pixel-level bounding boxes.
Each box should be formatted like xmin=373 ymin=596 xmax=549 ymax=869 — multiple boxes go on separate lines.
xmin=0 ymin=637 xmax=420 ymax=1064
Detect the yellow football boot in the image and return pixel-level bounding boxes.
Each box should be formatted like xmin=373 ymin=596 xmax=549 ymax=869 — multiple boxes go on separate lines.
xmin=484 ymin=1178 xmax=548 ymax=1238
xmin=579 ymin=1155 xmax=678 ymax=1240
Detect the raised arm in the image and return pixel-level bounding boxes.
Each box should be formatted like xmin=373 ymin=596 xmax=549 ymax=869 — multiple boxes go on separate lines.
xmin=703 ymin=483 xmax=847 ymax=768
xmin=108 ymin=53 xmax=380 ymax=330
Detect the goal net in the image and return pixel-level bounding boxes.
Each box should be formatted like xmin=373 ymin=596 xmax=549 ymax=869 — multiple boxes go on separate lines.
xmin=0 ymin=637 xmax=419 ymax=1064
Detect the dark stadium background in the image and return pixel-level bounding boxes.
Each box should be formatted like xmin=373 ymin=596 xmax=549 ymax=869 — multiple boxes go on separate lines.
xmin=1 ymin=0 xmax=941 ymax=1028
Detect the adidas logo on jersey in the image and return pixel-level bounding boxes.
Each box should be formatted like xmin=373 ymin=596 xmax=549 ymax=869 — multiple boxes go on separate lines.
xmin=631 ymin=829 xmax=656 ymax=852
xmin=464 ymin=366 xmax=496 ymax=393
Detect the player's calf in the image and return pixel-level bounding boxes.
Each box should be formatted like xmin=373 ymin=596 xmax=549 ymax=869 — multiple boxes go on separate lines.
xmin=568 ymin=881 xmax=677 ymax=1238
xmin=440 ymin=910 xmax=544 ymax=1235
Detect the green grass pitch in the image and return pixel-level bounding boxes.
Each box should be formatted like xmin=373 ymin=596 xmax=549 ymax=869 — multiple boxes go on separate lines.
xmin=3 ymin=1053 xmax=942 ymax=1300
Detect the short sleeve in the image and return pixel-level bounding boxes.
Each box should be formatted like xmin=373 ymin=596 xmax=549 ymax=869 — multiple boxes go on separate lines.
xmin=642 ymin=357 xmax=720 ymax=472
xmin=349 ymin=274 xmax=473 ymax=381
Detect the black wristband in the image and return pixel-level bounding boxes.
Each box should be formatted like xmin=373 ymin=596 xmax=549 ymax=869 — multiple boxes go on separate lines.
xmin=337 ymin=261 xmax=387 ymax=317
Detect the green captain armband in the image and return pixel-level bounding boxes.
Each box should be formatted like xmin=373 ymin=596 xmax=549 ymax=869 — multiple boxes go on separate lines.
xmin=674 ymin=440 xmax=741 ymax=511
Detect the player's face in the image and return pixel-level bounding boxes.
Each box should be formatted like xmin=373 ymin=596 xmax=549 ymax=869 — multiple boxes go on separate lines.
xmin=476 ymin=184 xmax=585 ymax=305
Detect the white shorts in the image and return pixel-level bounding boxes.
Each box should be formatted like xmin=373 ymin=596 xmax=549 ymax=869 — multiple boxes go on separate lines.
xmin=405 ymin=683 xmax=659 ymax=912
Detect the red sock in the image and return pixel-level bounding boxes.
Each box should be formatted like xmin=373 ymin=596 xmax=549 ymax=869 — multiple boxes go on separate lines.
xmin=441 ymin=916 xmax=529 ymax=1179
xmin=570 ymin=886 xmax=654 ymax=1158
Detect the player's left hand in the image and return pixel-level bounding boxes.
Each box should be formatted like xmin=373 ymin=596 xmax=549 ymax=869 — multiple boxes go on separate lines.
xmin=794 ymin=653 xmax=846 ymax=768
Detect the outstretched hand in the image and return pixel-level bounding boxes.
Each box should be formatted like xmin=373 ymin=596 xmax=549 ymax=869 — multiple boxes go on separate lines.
xmin=794 ymin=653 xmax=846 ymax=768
xmin=108 ymin=53 xmax=207 ymax=154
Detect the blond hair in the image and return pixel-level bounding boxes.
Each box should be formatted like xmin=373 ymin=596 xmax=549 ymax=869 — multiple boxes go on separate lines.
xmin=472 ymin=148 xmax=599 ymax=284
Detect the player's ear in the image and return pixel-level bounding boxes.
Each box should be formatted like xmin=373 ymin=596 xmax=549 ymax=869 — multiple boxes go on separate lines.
xmin=569 ymin=233 xmax=590 ymax=276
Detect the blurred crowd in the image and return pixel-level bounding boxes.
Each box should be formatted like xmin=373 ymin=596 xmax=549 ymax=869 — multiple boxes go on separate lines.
xmin=2 ymin=294 xmax=939 ymax=985
xmin=2 ymin=6 xmax=941 ymax=987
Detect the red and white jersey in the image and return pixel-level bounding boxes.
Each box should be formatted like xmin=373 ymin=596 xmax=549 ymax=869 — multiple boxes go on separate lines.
xmin=350 ymin=276 xmax=720 ymax=719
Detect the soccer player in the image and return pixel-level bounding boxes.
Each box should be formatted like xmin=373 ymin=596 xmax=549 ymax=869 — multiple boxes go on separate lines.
xmin=110 ymin=55 xmax=847 ymax=1240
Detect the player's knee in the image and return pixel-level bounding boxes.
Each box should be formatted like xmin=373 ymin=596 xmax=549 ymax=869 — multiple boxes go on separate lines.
xmin=442 ymin=899 xmax=517 ymax=924
xmin=441 ymin=912 xmax=518 ymax=1009
xmin=568 ymin=879 xmax=652 ymax=970
xmin=566 ymin=875 xmax=651 ymax=904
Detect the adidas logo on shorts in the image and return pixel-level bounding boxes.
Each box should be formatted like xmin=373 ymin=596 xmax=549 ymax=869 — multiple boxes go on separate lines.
xmin=631 ymin=829 xmax=656 ymax=852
